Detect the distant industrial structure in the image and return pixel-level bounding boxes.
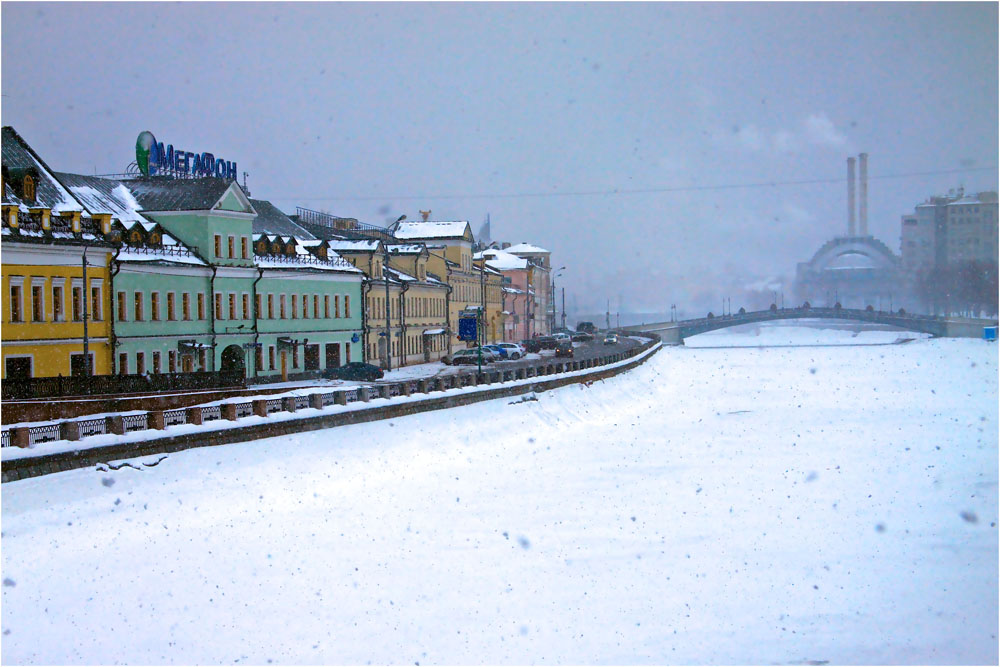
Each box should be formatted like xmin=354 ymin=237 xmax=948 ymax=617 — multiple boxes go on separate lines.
xmin=795 ymin=153 xmax=902 ymax=309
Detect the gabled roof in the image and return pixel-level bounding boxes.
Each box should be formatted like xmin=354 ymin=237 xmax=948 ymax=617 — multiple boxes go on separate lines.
xmin=387 ymin=243 xmax=428 ymax=257
xmin=2 ymin=126 xmax=85 ymax=213
xmin=250 ymin=199 xmax=316 ymax=239
xmin=55 ymin=172 xmax=148 ymax=223
xmin=475 ymin=248 xmax=528 ymax=270
xmin=394 ymin=220 xmax=471 ymax=241
xmin=504 ymin=242 xmax=550 ymax=254
xmin=124 ymin=177 xmax=253 ymax=213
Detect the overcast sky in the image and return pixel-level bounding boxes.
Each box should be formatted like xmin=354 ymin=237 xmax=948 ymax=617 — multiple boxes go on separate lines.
xmin=3 ymin=2 xmax=996 ymax=316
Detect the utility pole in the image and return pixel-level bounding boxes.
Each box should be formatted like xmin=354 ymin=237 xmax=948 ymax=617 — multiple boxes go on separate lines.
xmin=561 ymin=287 xmax=565 ymax=329
xmin=606 ymin=299 xmax=610 ymax=330
xmin=384 ymin=215 xmax=405 ymax=371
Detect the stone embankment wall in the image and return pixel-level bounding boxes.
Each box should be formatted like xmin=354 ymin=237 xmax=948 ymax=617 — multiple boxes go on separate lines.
xmin=2 ymin=338 xmax=660 ymax=483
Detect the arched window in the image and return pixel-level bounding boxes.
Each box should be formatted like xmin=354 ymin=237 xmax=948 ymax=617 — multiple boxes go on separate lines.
xmin=130 ymin=230 xmax=143 ymax=244
xmin=257 ymin=241 xmax=268 ymax=254
xmin=148 ymin=232 xmax=161 ymax=245
xmin=22 ymin=175 xmax=35 ymax=202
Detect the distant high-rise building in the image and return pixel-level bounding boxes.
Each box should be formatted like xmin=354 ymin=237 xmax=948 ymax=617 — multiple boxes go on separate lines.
xmin=901 ymin=189 xmax=999 ymax=273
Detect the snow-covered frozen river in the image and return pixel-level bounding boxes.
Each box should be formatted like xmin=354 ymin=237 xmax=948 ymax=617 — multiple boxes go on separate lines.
xmin=2 ymin=324 xmax=997 ymax=665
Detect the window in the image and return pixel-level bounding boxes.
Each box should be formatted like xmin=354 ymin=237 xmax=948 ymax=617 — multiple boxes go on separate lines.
xmin=256 ymin=293 xmax=263 ymax=320
xmin=215 ymin=235 xmax=222 ymax=258
xmin=324 ymin=295 xmax=330 ymax=319
xmin=268 ymin=294 xmax=275 ymax=319
xmin=91 ymin=282 xmax=102 ymax=321
xmin=167 ymin=292 xmax=176 ymax=321
xmin=168 ymin=350 xmax=177 ymax=373
xmin=291 ymin=294 xmax=298 ymax=319
xmin=22 ymin=174 xmax=36 ymax=202
xmin=31 ymin=281 xmax=44 ymax=322
xmin=136 ymin=351 xmax=146 ymax=375
xmin=255 ymin=345 xmax=264 ymax=372
xmin=243 ymin=293 xmax=250 ymax=320
xmin=198 ymin=293 xmax=206 ymax=320
xmin=302 ymin=294 xmax=309 ymax=319
xmin=215 ymin=293 xmax=223 ymax=320
xmin=151 ymin=292 xmax=160 ymax=321
xmin=182 ymin=293 xmax=191 ymax=321
xmin=314 ymin=295 xmax=319 ymax=319
xmin=117 ymin=291 xmax=128 ymax=321
xmin=292 ymin=347 xmax=299 ymax=369
xmin=229 ymin=293 xmax=236 ymax=320
xmin=335 ymin=295 xmax=341 ymax=318
xmin=52 ymin=281 xmax=65 ymax=322
xmin=228 ymin=235 xmax=235 ymax=259
xmin=152 ymin=351 xmax=161 ymax=374
xmin=199 ymin=349 xmax=208 ymax=371
xmin=134 ymin=292 xmax=144 ymax=321
xmin=118 ymin=352 xmax=128 ymax=375
xmin=73 ymin=283 xmax=85 ymax=321
xmin=280 ymin=294 xmax=287 ymax=319
xmin=268 ymin=346 xmax=276 ymax=370
xmin=242 ymin=237 xmax=249 ymax=259
xmin=345 ymin=295 xmax=350 ymax=318
xmin=9 ymin=281 xmax=23 ymax=322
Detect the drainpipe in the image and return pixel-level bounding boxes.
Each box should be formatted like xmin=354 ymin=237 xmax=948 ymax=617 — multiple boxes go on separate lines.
xmin=251 ymin=266 xmax=263 ymax=380
xmin=361 ymin=278 xmax=371 ymax=364
xmin=209 ymin=265 xmax=217 ymax=371
xmin=109 ymin=245 xmax=122 ymax=373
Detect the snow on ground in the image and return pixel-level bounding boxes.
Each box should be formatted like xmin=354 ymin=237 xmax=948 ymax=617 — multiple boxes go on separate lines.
xmin=2 ymin=326 xmax=996 ymax=665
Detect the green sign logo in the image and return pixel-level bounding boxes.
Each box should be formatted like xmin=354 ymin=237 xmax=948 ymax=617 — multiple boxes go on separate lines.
xmin=135 ymin=131 xmax=155 ymax=176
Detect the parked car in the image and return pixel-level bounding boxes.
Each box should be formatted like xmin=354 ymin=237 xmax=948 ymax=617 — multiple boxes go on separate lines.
xmin=555 ymin=339 xmax=574 ymax=357
xmin=603 ymin=333 xmax=619 ymax=345
xmin=484 ymin=344 xmax=509 ymax=359
xmin=327 ymin=362 xmax=384 ymax=381
xmin=495 ymin=342 xmax=525 ymax=359
xmin=445 ymin=348 xmax=497 ymax=365
xmin=572 ymin=332 xmax=593 ymax=342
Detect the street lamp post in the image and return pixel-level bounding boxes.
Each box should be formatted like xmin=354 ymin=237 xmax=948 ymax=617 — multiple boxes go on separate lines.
xmin=551 ymin=266 xmax=565 ymax=333
xmin=383 ymin=215 xmax=405 ymax=372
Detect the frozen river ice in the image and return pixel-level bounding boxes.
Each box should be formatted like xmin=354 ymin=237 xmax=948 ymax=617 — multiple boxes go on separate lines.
xmin=2 ymin=324 xmax=997 ymax=664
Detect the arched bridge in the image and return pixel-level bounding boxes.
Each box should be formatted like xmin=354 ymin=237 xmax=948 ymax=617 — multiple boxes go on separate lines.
xmin=624 ymin=307 xmax=997 ymax=344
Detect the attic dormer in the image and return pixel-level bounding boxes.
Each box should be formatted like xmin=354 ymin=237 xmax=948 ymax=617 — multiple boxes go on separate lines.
xmin=7 ymin=166 xmax=40 ymax=203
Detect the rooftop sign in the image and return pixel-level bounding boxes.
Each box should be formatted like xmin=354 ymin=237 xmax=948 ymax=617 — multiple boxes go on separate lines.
xmin=136 ymin=131 xmax=237 ymax=179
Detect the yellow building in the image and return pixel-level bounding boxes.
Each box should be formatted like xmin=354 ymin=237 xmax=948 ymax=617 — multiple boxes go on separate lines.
xmin=2 ymin=126 xmax=114 ymax=380
xmin=394 ymin=219 xmax=502 ymax=347
xmin=386 ymin=243 xmax=450 ymax=364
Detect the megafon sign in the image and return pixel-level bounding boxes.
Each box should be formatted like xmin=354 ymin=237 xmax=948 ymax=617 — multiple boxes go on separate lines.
xmin=135 ymin=131 xmax=237 ymax=179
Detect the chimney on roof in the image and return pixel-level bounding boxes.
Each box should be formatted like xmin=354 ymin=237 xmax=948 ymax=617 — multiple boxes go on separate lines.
xmin=858 ymin=152 xmax=868 ymax=236
xmin=502 ymin=242 xmax=511 ymax=250
xmin=847 ymin=157 xmax=856 ymax=237
xmin=420 ymin=209 xmax=430 ymax=221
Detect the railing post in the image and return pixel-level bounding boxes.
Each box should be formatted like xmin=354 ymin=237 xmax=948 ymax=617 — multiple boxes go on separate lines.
xmin=400 ymin=382 xmax=411 ymax=397
xmin=105 ymin=415 xmax=125 ymax=435
xmin=334 ymin=391 xmax=348 ymax=406
xmin=185 ymin=407 xmax=203 ymax=426
xmin=12 ymin=427 xmax=30 ymax=448
xmin=252 ymin=400 xmax=268 ymax=417
xmin=60 ymin=421 xmax=81 ymax=441
xmin=148 ymin=410 xmax=166 ymax=430
xmin=281 ymin=397 xmax=298 ymax=413
xmin=221 ymin=403 xmax=238 ymax=421
xmin=309 ymin=393 xmax=325 ymax=409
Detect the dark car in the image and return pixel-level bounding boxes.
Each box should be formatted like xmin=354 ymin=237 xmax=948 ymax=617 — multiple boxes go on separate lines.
xmin=328 ymin=362 xmax=384 ymax=381
xmin=521 ymin=338 xmax=542 ymax=353
xmin=555 ymin=339 xmax=574 ymax=357
xmin=536 ymin=336 xmax=558 ymax=350
xmin=577 ymin=321 xmax=596 ymax=334
xmin=572 ymin=332 xmax=593 ymax=342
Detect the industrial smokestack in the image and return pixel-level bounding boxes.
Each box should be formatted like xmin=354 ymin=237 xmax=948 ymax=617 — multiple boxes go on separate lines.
xmin=847 ymin=157 xmax=857 ymax=237
xmin=859 ymin=152 xmax=868 ymax=236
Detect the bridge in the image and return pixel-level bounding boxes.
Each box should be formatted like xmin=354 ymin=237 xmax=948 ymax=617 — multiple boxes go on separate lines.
xmin=624 ymin=306 xmax=998 ymax=345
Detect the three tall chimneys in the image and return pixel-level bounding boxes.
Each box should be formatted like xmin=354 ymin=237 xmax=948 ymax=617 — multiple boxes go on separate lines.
xmin=846 ymin=153 xmax=869 ymax=237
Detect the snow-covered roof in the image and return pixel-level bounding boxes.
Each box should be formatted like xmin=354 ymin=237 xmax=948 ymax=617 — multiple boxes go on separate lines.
xmin=504 ymin=242 xmax=550 ymax=254
xmin=56 ymin=173 xmax=149 ymax=223
xmin=394 ymin=220 xmax=470 ymax=240
xmin=387 ymin=243 xmax=426 ymax=255
xmin=251 ymin=199 xmax=316 ymax=239
xmin=475 ymin=248 xmax=528 ymax=270
xmin=2 ymin=127 xmax=85 ymax=213
xmin=325 ymin=238 xmax=381 ymax=252
xmin=117 ymin=246 xmax=207 ymax=267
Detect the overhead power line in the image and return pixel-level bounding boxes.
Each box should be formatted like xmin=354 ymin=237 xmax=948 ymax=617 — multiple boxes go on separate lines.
xmin=288 ymin=166 xmax=998 ymax=202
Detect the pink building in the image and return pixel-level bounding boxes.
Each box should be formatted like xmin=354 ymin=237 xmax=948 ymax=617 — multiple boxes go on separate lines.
xmin=476 ymin=248 xmax=538 ymax=341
